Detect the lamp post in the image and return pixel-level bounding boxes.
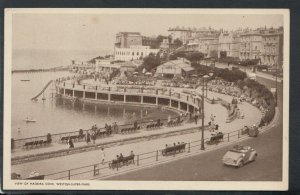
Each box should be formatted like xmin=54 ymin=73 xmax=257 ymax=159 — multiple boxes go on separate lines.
xmin=275 ymin=62 xmax=278 ymax=107
xmin=200 ymin=75 xmax=209 ymax=150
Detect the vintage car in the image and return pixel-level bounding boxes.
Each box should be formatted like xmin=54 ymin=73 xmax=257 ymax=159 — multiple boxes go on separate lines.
xmin=222 ymin=145 xmax=258 ymax=168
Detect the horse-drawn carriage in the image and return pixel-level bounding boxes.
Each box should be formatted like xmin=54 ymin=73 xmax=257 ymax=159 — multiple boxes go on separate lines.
xmin=205 ymin=132 xmax=224 ymax=145
xmin=108 ymin=155 xmax=135 ymax=170
xmin=161 ymin=143 xmax=186 ymax=156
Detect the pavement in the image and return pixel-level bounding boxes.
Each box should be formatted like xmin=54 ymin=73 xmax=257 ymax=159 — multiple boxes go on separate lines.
xmin=12 ymin=90 xmax=262 ymax=179
xmin=213 ymin=61 xmax=283 ymax=83
xmin=105 ymin=75 xmax=284 ymax=181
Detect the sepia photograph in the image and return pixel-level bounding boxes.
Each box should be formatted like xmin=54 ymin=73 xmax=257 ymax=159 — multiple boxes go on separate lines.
xmin=3 ymin=8 xmax=289 ymax=191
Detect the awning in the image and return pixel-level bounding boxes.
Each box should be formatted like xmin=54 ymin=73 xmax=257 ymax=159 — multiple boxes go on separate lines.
xmin=181 ymin=66 xmax=195 ymax=72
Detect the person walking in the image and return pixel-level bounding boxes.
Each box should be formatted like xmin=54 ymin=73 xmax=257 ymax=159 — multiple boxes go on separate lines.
xmin=86 ymin=132 xmax=91 ymax=145
xmin=194 ymin=114 xmax=198 ymax=125
xmin=91 ymin=132 xmax=96 ymax=144
xmin=215 ymin=124 xmax=219 ymax=131
xmin=68 ymin=138 xmax=74 ymax=149
xmin=168 ymin=115 xmax=171 ymax=126
xmin=100 ymin=148 xmax=105 ymax=165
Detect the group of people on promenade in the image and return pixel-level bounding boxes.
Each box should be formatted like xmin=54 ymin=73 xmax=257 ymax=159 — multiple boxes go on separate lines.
xmin=208 ymin=114 xmax=219 ymax=133
xmin=114 ymin=150 xmax=135 ymax=162
xmin=165 ymin=142 xmax=185 ymax=148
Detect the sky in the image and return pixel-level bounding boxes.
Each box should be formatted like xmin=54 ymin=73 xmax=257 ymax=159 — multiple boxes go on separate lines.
xmin=12 ymin=13 xmax=284 ymax=52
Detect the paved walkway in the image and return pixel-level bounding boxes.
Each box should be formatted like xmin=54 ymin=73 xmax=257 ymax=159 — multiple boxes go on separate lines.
xmin=12 ymin=91 xmax=262 ymax=179
xmin=213 ymin=62 xmax=283 ymax=82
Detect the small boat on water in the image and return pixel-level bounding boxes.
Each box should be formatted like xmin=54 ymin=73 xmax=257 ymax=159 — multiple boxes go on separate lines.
xmin=24 ymin=118 xmax=37 ymax=123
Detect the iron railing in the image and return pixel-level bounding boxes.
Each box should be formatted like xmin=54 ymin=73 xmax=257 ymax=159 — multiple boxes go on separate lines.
xmin=41 ymin=126 xmax=255 ymax=180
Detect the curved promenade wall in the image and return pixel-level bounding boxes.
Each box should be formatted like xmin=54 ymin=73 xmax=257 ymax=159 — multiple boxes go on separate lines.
xmin=55 ymin=81 xmax=201 ymax=114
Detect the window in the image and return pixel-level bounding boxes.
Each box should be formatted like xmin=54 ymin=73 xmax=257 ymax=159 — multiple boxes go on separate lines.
xmin=132 ymin=52 xmax=134 ymax=56
xmin=141 ymin=52 xmax=143 ymax=56
xmin=137 ymin=52 xmax=139 ymax=55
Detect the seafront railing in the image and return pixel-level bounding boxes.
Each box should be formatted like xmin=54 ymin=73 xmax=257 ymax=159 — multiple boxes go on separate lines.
xmin=41 ymin=127 xmax=254 ymax=180
xmin=12 ymin=116 xmax=189 ymax=149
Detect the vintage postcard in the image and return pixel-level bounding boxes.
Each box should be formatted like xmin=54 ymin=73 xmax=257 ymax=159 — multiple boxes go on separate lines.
xmin=3 ymin=8 xmax=289 ymax=191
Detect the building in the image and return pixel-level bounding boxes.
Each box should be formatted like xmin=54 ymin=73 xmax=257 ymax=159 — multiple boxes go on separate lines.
xmin=168 ymin=26 xmax=220 ymax=45
xmin=95 ymin=59 xmax=120 ymax=73
xmin=160 ymin=38 xmax=170 ymax=50
xmin=115 ymin=32 xmax=142 ymax=48
xmin=156 ymin=59 xmax=195 ymax=78
xmin=114 ymin=45 xmax=159 ymax=61
xmin=168 ymin=27 xmax=192 ymax=44
xmin=71 ymin=60 xmax=94 ymax=72
xmin=218 ymin=32 xmax=240 ymax=58
xmin=142 ymin=36 xmax=157 ymax=48
xmin=260 ymin=29 xmax=283 ymax=67
xmin=114 ymin=32 xmax=160 ymax=61
xmin=239 ymin=30 xmax=262 ymax=61
xmin=197 ymin=36 xmax=219 ymax=58
xmin=186 ymin=35 xmax=219 ymax=58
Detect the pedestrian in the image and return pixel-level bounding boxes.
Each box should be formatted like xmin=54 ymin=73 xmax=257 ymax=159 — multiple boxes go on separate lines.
xmin=100 ymin=147 xmax=105 ymax=165
xmin=134 ymin=121 xmax=138 ymax=129
xmin=130 ymin=150 xmax=135 ymax=163
xmin=215 ymin=124 xmax=219 ymax=131
xmin=119 ymin=153 xmax=124 ymax=161
xmin=113 ymin=122 xmax=119 ymax=133
xmin=86 ymin=132 xmax=91 ymax=144
xmin=168 ymin=115 xmax=172 ymax=126
xmin=91 ymin=132 xmax=96 ymax=144
xmin=194 ymin=114 xmax=198 ymax=125
xmin=68 ymin=138 xmax=74 ymax=149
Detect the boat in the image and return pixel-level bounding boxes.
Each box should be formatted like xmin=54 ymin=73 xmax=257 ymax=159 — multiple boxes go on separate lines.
xmin=24 ymin=118 xmax=37 ymax=123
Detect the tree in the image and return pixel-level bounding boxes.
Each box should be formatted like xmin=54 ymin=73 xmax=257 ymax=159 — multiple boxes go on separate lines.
xmin=188 ymin=52 xmax=204 ymax=63
xmin=168 ymin=35 xmax=172 ymax=43
xmin=210 ymin=50 xmax=218 ymax=58
xmin=173 ymin=38 xmax=183 ymax=47
xmin=143 ymin=53 xmax=161 ymax=71
xmin=156 ymin=35 xmax=165 ymax=43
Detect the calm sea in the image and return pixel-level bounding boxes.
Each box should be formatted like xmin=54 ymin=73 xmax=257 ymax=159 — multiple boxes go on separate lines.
xmin=12 ymin=49 xmax=112 ymax=70
xmin=11 ymin=71 xmax=177 ymax=139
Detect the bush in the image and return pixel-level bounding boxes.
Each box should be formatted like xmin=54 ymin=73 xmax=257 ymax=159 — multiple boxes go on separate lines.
xmin=261 ymin=100 xmax=276 ymax=124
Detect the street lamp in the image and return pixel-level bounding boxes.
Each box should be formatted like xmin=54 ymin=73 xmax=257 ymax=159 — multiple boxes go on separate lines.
xmin=275 ymin=63 xmax=278 ymax=107
xmin=200 ymin=75 xmax=210 ymax=150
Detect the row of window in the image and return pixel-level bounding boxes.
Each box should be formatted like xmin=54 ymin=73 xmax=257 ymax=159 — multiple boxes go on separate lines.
xmin=116 ymin=51 xmax=145 ymax=56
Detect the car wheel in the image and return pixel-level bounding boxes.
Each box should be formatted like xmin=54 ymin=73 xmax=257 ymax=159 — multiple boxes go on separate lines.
xmin=237 ymin=161 xmax=244 ymax=168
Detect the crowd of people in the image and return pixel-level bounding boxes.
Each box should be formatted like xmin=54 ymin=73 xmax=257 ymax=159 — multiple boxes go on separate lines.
xmin=114 ymin=80 xmax=156 ymax=86
xmin=208 ymin=79 xmax=269 ymax=118
xmin=207 ymin=79 xmax=241 ymax=97
xmin=161 ymin=80 xmax=196 ymax=89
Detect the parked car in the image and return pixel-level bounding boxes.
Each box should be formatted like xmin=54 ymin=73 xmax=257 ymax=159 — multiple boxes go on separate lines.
xmin=222 ymin=145 xmax=258 ymax=168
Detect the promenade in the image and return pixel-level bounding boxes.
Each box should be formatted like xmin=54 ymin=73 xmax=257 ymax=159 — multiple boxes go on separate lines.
xmin=12 ymin=90 xmax=262 ymax=179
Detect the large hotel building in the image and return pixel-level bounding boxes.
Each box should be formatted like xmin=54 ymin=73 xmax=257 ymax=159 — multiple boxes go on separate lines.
xmin=174 ymin=26 xmax=284 ymax=68
xmin=114 ymin=32 xmax=159 ymax=61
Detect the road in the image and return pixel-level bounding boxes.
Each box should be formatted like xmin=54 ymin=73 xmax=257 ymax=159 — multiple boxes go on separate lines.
xmin=107 ymin=76 xmax=284 ymax=181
